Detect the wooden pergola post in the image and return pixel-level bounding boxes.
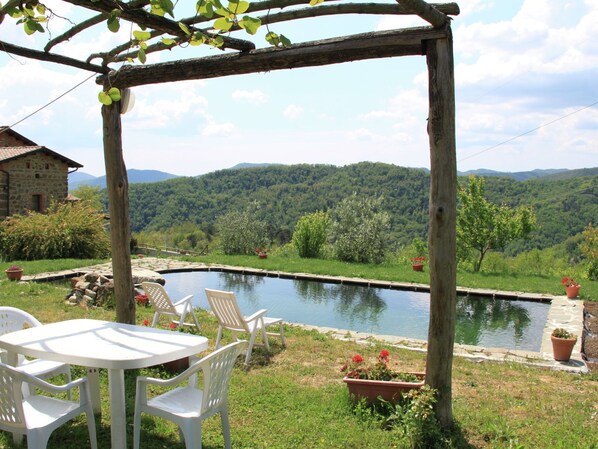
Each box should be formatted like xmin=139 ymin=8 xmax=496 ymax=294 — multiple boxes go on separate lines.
xmin=425 ymin=27 xmax=457 ymax=428
xmin=101 ymin=99 xmax=135 ymax=324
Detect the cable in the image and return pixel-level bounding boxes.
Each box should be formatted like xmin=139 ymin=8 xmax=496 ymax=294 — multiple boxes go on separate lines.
xmin=0 ymin=72 xmax=97 ymax=134
xmin=458 ymin=99 xmax=598 ymax=163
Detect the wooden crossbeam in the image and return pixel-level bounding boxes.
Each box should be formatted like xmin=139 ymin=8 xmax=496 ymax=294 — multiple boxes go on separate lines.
xmin=99 ymin=27 xmax=447 ymax=88
xmin=396 ymin=0 xmax=450 ymax=27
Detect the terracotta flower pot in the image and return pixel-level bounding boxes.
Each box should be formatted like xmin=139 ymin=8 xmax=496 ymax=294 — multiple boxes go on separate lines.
xmin=343 ymin=373 xmax=425 ymax=404
xmin=5 ymin=268 xmax=24 ymax=281
xmin=412 ymin=264 xmax=423 ymax=272
xmin=551 ymin=336 xmax=577 ymax=362
xmin=565 ymin=285 xmax=580 ymax=299
xmin=161 ymin=356 xmax=189 ymax=373
xmin=258 ymin=253 xmax=268 ymax=259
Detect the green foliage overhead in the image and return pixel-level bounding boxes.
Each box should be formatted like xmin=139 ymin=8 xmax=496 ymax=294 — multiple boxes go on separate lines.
xmin=331 ymin=194 xmax=390 ymax=264
xmin=292 ymin=211 xmax=330 ymax=258
xmin=0 ymin=201 xmax=110 ymax=261
xmin=457 ymin=176 xmax=537 ymax=272
xmin=98 ymin=87 xmax=121 ymax=105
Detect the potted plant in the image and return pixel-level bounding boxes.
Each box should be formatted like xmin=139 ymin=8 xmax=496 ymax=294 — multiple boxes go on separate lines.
xmin=561 ymin=277 xmax=581 ymax=299
xmin=341 ymin=349 xmax=425 ymax=404
xmin=5 ymin=265 xmax=24 ymax=281
xmin=142 ymin=320 xmax=190 ymax=372
xmin=551 ymin=328 xmax=577 ymax=362
xmin=410 ymin=256 xmax=425 ymax=271
xmin=135 ymin=293 xmax=149 ymax=307
xmin=255 ymin=247 xmax=268 ymax=259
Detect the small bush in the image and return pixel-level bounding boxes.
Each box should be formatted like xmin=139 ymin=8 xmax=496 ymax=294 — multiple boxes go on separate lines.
xmin=581 ymin=223 xmax=598 ymax=280
xmin=216 ymin=204 xmax=269 ymax=255
xmin=0 ymin=201 xmax=110 ymax=261
xmin=331 ymin=194 xmax=390 ymax=264
xmin=292 ymin=211 xmax=330 ymax=258
xmin=349 ymin=386 xmax=445 ymax=449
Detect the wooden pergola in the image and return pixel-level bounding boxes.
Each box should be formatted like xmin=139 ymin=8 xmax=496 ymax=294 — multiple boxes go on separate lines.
xmin=1 ymin=0 xmax=459 ymax=426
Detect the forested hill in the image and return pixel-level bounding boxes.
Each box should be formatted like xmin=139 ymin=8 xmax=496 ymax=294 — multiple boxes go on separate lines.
xmin=127 ymin=162 xmax=598 ymax=253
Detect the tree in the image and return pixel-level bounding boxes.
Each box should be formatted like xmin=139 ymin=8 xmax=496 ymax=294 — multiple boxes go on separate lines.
xmin=331 ymin=194 xmax=390 ymax=264
xmin=216 ymin=203 xmax=269 ymax=255
xmin=292 ymin=211 xmax=330 ymax=258
xmin=457 ymin=176 xmax=537 ymax=272
xmin=70 ymin=185 xmax=104 ymax=212
xmin=580 ymin=223 xmax=598 ymax=280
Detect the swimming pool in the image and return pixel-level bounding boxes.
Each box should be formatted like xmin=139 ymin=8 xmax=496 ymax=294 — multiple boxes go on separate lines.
xmin=162 ymin=271 xmax=550 ymax=351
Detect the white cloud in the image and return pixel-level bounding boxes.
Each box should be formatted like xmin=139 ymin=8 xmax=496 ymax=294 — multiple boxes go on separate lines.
xmin=202 ymin=120 xmax=236 ymax=137
xmin=2 ymin=0 xmax=597 ymax=177
xmin=283 ymin=104 xmax=303 ymax=119
xmin=232 ymin=90 xmax=268 ymax=104
xmin=124 ymin=83 xmax=209 ymax=130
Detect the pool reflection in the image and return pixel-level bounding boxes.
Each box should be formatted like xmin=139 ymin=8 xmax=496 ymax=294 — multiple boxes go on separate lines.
xmin=162 ymin=271 xmax=548 ymax=351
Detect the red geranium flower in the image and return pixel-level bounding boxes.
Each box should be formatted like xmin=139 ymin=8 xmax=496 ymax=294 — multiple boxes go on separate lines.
xmin=379 ymin=349 xmax=390 ymax=360
xmin=142 ymin=319 xmax=150 ymax=326
xmin=561 ymin=277 xmax=579 ymax=288
xmin=169 ymin=322 xmax=178 ymax=330
xmin=351 ymin=354 xmax=364 ymax=364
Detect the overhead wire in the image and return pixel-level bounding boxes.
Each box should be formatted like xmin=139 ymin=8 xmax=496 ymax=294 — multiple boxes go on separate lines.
xmin=0 ymin=72 xmax=97 ymax=135
xmin=458 ymin=98 xmax=598 ymax=163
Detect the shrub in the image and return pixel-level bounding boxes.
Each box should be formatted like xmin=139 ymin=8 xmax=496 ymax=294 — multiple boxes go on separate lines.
xmin=0 ymin=201 xmax=110 ymax=261
xmin=216 ymin=204 xmax=269 ymax=255
xmin=331 ymin=194 xmax=390 ymax=264
xmin=351 ymin=385 xmax=445 ymax=449
xmin=580 ymin=223 xmax=598 ymax=280
xmin=292 ymin=211 xmax=330 ymax=258
xmin=387 ymin=386 xmax=444 ymax=449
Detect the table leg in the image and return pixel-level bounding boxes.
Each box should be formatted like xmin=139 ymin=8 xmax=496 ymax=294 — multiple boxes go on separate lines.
xmin=87 ymin=368 xmax=101 ymax=415
xmin=108 ymin=368 xmax=126 ymax=449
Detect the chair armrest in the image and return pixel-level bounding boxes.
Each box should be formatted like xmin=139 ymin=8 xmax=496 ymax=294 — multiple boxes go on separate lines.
xmin=137 ymin=359 xmax=206 ymax=388
xmin=245 ymin=309 xmax=267 ymax=323
xmin=23 ymin=373 xmax=86 ymax=395
xmin=173 ymin=295 xmax=193 ymax=307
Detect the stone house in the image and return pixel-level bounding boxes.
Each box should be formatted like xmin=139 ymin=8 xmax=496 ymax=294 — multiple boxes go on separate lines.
xmin=0 ymin=127 xmax=83 ymax=219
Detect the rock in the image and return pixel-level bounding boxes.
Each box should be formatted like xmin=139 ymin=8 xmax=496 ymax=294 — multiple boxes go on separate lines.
xmin=132 ymin=268 xmax=164 ymax=285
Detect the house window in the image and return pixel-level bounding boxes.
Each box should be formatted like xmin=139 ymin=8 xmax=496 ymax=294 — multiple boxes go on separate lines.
xmin=26 ymin=162 xmax=31 ymax=169
xmin=31 ymin=194 xmax=43 ymax=212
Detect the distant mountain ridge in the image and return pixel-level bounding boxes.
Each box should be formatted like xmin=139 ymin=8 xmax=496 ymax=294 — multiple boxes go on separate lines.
xmin=69 ymin=169 xmax=180 ymax=190
xmin=69 ymin=165 xmax=597 ymax=191
xmin=457 ymin=168 xmax=569 ymax=181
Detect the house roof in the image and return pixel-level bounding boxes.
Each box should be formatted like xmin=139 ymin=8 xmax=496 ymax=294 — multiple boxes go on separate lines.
xmin=0 ymin=145 xmax=83 ymax=168
xmin=0 ymin=126 xmax=38 ymax=146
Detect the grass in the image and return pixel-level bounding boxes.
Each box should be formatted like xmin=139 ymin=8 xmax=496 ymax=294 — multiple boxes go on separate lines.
xmin=176 ymin=253 xmax=598 ymax=300
xmin=0 ymin=257 xmax=597 ymax=448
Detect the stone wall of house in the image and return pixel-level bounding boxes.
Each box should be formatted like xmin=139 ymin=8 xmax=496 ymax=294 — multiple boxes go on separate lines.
xmin=0 ymin=131 xmax=28 ymax=147
xmin=3 ymin=153 xmax=69 ymax=215
xmin=0 ymin=171 xmax=7 ymax=218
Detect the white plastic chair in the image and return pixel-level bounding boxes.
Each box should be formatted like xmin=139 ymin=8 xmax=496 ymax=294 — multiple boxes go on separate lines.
xmin=204 ymin=288 xmax=285 ymax=367
xmin=133 ymin=340 xmax=247 ymax=449
xmin=141 ymin=282 xmax=201 ymax=332
xmin=0 ymin=362 xmax=97 ymax=449
xmin=0 ymin=306 xmax=72 ymax=398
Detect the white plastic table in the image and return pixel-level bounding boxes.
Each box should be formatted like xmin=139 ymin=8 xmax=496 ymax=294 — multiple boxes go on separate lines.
xmin=0 ymin=318 xmax=208 ymax=449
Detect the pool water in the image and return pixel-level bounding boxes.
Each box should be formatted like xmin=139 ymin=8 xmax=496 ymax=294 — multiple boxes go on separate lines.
xmin=162 ymin=271 xmax=550 ymax=351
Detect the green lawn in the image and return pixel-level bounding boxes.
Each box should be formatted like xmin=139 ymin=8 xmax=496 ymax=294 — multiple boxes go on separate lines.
xmin=0 ymin=257 xmax=596 ymax=448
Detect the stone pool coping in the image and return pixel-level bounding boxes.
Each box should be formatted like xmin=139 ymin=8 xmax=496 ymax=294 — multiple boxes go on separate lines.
xmin=23 ymin=257 xmax=587 ymax=374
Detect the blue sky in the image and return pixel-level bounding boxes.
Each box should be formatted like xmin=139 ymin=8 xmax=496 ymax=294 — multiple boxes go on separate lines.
xmin=1 ymin=0 xmax=597 ymax=177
